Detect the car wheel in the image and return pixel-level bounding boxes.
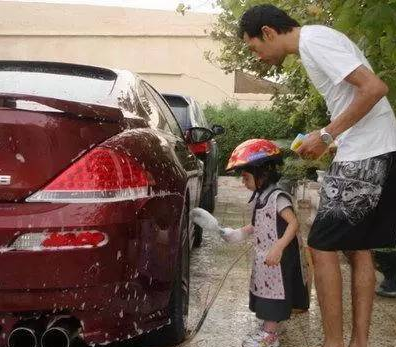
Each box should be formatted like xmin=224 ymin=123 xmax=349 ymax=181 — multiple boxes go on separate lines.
xmin=140 ymin=206 xmax=190 ymax=347
xmin=201 ymin=183 xmax=216 ymax=214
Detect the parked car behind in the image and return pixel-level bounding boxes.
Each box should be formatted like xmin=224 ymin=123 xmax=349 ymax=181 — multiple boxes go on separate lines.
xmin=162 ymin=94 xmax=224 ymax=245
xmin=0 ymin=61 xmax=212 ymax=347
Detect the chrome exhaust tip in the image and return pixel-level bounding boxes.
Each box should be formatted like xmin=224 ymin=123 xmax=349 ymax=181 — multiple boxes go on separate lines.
xmin=41 ymin=317 xmax=80 ymax=347
xmin=8 ymin=327 xmax=38 ymax=347
xmin=41 ymin=327 xmax=70 ymax=347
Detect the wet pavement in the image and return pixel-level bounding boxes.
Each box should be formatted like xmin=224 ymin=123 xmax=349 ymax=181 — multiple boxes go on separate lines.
xmin=185 ymin=177 xmax=396 ymax=347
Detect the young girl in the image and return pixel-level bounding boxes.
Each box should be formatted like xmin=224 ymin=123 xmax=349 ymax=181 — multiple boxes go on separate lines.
xmin=194 ymin=139 xmax=309 ymax=347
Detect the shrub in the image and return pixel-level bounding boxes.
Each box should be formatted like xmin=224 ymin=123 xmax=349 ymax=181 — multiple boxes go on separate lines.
xmin=281 ymin=155 xmax=331 ymax=182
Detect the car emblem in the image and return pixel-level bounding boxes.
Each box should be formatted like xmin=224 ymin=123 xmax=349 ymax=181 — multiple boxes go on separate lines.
xmin=0 ymin=175 xmax=11 ymax=185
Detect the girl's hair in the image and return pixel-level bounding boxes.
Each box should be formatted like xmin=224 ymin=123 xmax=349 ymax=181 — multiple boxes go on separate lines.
xmin=239 ymin=162 xmax=281 ymax=189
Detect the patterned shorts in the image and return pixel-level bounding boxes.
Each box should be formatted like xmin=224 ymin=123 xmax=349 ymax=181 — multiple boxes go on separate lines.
xmin=308 ymin=152 xmax=396 ymax=251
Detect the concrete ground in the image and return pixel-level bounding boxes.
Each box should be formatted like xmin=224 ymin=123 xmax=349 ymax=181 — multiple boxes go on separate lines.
xmin=185 ymin=177 xmax=396 ymax=347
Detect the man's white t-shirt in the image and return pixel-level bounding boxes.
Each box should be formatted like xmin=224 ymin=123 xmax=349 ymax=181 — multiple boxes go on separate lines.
xmin=299 ymin=25 xmax=396 ymax=162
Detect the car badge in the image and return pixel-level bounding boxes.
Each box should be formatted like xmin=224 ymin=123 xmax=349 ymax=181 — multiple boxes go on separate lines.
xmin=0 ymin=175 xmax=11 ymax=185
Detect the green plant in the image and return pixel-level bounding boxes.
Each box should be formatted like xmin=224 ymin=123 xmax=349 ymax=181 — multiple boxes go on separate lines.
xmin=281 ymin=154 xmax=331 ymax=182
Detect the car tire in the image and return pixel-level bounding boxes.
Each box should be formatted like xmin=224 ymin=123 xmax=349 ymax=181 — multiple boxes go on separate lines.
xmin=201 ymin=183 xmax=216 ymax=214
xmin=139 ymin=206 xmax=190 ymax=347
xmin=192 ymin=224 xmax=203 ymax=248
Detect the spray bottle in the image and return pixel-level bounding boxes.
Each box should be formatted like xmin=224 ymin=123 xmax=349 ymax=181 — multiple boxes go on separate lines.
xmin=290 ymin=133 xmax=307 ymax=152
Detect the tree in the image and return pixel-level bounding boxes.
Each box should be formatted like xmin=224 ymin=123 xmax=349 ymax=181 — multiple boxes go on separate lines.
xmin=209 ymin=0 xmax=396 ymax=133
xmin=176 ymin=3 xmax=191 ymax=15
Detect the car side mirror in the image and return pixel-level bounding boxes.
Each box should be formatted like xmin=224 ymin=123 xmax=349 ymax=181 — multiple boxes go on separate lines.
xmin=185 ymin=127 xmax=214 ymax=144
xmin=212 ymin=124 xmax=225 ymax=136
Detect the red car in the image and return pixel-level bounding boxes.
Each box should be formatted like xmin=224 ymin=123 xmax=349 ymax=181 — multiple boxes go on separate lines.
xmin=0 ymin=61 xmax=209 ymax=347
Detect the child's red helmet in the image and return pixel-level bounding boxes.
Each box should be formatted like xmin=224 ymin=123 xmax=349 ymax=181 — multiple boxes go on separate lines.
xmin=226 ymin=139 xmax=282 ymax=172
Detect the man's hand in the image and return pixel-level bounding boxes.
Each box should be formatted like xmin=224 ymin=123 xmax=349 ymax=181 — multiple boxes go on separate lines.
xmin=297 ymin=130 xmax=328 ymax=159
xmin=265 ymin=242 xmax=284 ymax=266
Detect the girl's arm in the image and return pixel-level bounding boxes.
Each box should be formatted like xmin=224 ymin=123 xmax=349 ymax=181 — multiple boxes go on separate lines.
xmin=241 ymin=224 xmax=254 ymax=234
xmin=277 ymin=207 xmax=299 ymax=249
xmin=190 ymin=207 xmax=253 ymax=243
xmin=265 ymin=207 xmax=299 ymax=266
xmin=220 ymin=224 xmax=253 ymax=243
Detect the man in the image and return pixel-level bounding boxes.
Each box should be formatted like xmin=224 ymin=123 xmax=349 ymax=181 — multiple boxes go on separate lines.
xmin=238 ymin=4 xmax=396 ymax=347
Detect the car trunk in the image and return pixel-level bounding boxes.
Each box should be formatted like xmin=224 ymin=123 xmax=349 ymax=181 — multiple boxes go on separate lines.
xmin=0 ymin=104 xmax=122 ymax=202
xmin=0 ymin=62 xmax=126 ymax=202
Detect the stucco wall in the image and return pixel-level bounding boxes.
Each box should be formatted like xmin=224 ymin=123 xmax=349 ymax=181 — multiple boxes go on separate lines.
xmin=0 ymin=1 xmax=273 ymax=108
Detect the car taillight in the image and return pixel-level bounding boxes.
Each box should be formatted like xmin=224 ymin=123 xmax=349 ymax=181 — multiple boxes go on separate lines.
xmin=26 ymin=147 xmax=155 ymax=203
xmin=188 ymin=141 xmax=210 ymax=155
xmin=10 ymin=231 xmax=108 ymax=251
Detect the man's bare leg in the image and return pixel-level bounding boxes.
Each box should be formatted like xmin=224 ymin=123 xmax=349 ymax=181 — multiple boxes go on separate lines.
xmin=346 ymin=250 xmax=375 ymax=347
xmin=312 ymin=249 xmax=344 ymax=347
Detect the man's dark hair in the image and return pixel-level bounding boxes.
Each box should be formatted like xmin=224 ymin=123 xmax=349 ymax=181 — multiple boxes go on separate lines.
xmin=238 ymin=4 xmax=300 ymax=39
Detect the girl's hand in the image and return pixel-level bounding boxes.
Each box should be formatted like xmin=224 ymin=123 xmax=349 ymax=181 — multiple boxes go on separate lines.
xmin=265 ymin=243 xmax=284 ymax=266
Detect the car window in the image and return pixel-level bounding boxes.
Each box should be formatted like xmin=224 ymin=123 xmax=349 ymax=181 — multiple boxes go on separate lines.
xmin=163 ymin=95 xmax=193 ymax=131
xmin=191 ymin=101 xmax=203 ymax=127
xmin=145 ymin=85 xmax=184 ymax=139
xmin=193 ymin=100 xmax=209 ymax=128
xmin=0 ymin=71 xmax=116 ymax=105
xmin=137 ymin=82 xmax=172 ymax=133
xmin=168 ymin=105 xmax=191 ymax=131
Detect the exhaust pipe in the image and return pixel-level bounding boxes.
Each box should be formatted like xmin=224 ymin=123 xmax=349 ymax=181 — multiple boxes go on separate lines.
xmin=8 ymin=318 xmax=46 ymax=347
xmin=41 ymin=317 xmax=81 ymax=347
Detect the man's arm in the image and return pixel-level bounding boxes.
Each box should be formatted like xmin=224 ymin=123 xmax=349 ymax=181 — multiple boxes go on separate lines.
xmin=326 ymin=65 xmax=389 ymax=138
xmin=297 ymin=65 xmax=389 ymax=159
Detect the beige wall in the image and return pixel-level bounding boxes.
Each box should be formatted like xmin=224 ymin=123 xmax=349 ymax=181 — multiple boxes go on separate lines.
xmin=0 ymin=1 xmax=272 ymax=108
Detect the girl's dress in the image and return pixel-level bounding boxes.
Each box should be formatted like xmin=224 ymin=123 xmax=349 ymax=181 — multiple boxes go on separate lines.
xmin=249 ymin=185 xmax=310 ymax=321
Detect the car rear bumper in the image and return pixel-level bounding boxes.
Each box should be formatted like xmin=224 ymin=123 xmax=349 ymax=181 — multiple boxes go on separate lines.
xmin=0 ymin=197 xmax=182 ymax=345
xmin=0 ymin=303 xmax=170 ymax=346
